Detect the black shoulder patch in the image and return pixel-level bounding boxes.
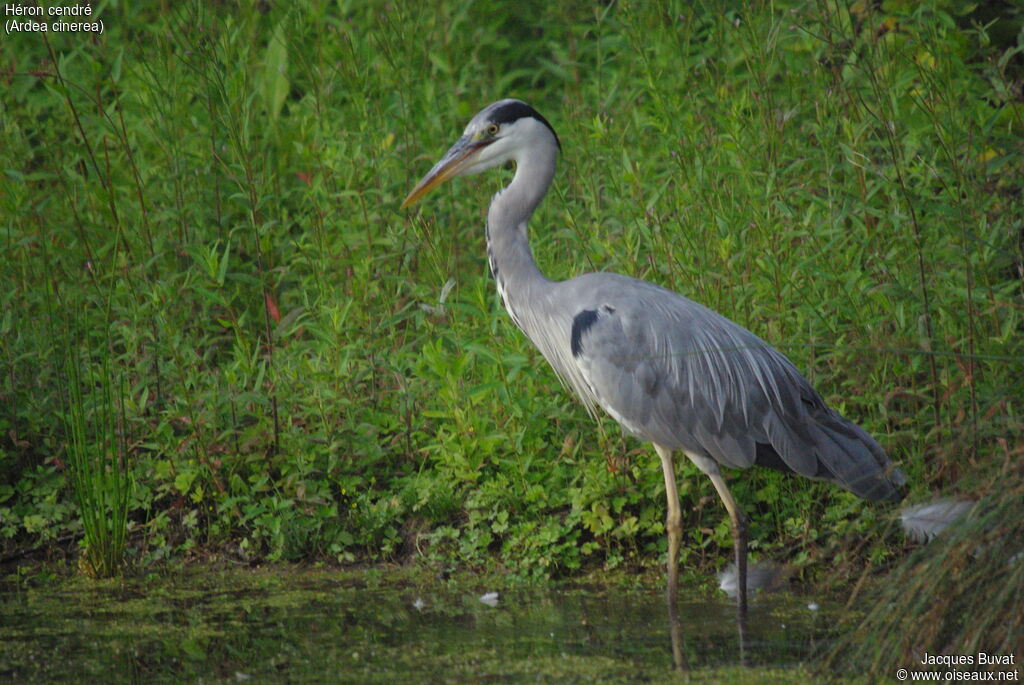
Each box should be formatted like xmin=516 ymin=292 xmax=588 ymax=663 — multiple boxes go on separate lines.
xmin=570 ymin=309 xmax=600 ymax=358
xmin=490 ymin=100 xmax=562 ymax=150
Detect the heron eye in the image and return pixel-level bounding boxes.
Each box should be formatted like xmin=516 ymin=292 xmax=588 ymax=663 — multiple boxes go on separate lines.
xmin=487 ymin=124 xmax=499 ymax=136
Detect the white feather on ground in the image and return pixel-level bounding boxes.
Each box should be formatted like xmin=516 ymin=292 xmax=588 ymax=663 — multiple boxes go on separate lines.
xmin=717 ymin=561 xmax=791 ymax=599
xmin=899 ymin=498 xmax=975 ymax=543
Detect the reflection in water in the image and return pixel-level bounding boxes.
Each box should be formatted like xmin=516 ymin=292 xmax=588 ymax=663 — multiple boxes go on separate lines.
xmin=0 ymin=568 xmax=827 ymax=682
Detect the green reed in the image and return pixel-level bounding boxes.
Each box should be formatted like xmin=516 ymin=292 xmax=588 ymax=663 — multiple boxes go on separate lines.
xmin=64 ymin=348 xmax=132 ymax=578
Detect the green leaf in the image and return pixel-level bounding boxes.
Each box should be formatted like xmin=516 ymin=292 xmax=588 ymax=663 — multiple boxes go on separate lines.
xmin=174 ymin=471 xmax=196 ymax=495
xmin=263 ymin=21 xmax=289 ymax=121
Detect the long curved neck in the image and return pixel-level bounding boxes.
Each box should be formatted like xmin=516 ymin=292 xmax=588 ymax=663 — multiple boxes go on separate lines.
xmin=485 ymin=142 xmax=557 ymax=328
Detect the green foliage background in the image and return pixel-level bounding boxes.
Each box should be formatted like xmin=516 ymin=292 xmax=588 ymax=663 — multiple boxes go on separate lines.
xmin=2 ymin=0 xmax=1021 ymax=582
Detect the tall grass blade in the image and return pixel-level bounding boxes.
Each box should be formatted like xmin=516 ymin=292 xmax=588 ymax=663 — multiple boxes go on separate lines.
xmin=824 ymin=488 xmax=1023 ymax=678
xmin=65 ymin=349 xmax=132 ymax=578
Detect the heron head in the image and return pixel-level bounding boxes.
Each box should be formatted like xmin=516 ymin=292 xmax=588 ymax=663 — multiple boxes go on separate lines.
xmin=401 ymin=99 xmax=561 ymax=209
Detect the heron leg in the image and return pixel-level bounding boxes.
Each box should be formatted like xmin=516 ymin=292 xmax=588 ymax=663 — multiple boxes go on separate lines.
xmin=654 ymin=444 xmax=685 ymax=670
xmin=654 ymin=445 xmax=682 ymax=603
xmin=705 ymin=470 xmax=748 ymax=613
xmin=706 ymin=468 xmax=749 ymax=659
xmin=682 ymin=453 xmax=749 ymax=659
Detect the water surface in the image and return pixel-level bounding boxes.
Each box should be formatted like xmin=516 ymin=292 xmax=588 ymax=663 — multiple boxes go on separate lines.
xmin=0 ymin=565 xmax=826 ymax=683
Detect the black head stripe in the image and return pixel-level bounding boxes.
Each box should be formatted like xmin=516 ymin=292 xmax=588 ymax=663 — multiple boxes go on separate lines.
xmin=489 ymin=100 xmax=562 ymax=150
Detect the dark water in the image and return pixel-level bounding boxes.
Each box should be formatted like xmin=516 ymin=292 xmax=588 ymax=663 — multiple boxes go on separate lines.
xmin=0 ymin=566 xmax=825 ymax=683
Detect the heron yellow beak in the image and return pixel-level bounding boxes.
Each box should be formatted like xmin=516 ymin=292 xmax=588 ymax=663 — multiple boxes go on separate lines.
xmin=400 ymin=135 xmax=491 ymax=209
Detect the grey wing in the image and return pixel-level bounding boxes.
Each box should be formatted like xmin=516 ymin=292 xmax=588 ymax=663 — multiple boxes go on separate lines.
xmin=560 ymin=274 xmax=904 ymax=502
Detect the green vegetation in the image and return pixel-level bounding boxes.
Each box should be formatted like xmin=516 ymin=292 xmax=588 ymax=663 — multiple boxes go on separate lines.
xmin=826 ymin=487 xmax=1022 ymax=679
xmin=2 ymin=0 xmax=1021 ymax=604
xmin=64 ymin=348 xmax=132 ymax=577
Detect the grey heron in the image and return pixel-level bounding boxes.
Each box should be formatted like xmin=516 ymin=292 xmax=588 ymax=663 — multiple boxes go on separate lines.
xmin=401 ymin=99 xmax=906 ymax=654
